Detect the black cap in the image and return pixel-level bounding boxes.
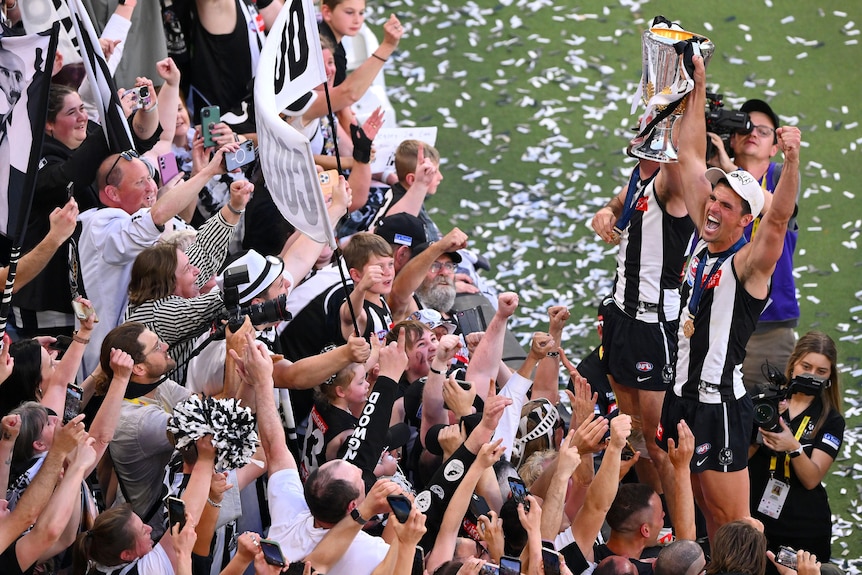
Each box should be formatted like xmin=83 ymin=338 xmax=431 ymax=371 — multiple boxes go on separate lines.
xmin=375 ymin=213 xmax=428 ymax=251
xmin=412 ymin=241 xmax=463 ymax=264
xmin=740 ymin=99 xmax=780 ymax=130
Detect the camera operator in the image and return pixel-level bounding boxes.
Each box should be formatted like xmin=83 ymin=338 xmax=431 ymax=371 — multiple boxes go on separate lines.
xmin=707 ymin=99 xmax=801 ymax=393
xmin=185 ymin=249 xmax=371 ymax=399
xmin=124 ymin=179 xmax=254 ymax=383
xmin=748 ymin=331 xmax=844 ymax=564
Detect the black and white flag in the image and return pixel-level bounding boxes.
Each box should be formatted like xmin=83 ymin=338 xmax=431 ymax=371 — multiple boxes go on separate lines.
xmin=254 ymin=0 xmax=333 ymax=247
xmin=0 ymin=24 xmax=59 ymax=245
xmin=66 ymin=0 xmax=133 ymax=152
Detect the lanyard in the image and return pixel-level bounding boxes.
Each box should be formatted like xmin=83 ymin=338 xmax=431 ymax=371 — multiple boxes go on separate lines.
xmin=768 ymin=415 xmax=811 ymax=479
xmin=687 ymin=236 xmax=748 ymax=316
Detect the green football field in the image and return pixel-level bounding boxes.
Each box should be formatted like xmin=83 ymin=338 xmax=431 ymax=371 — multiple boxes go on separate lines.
xmin=370 ymin=0 xmax=862 ymax=564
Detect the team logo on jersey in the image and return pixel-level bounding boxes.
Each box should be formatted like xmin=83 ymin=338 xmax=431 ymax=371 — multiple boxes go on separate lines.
xmin=635 ymin=361 xmax=653 ymax=372
xmin=685 ymin=256 xmax=699 ymax=287
xmin=655 ymin=423 xmax=663 ymax=441
xmin=696 ymin=443 xmax=711 ymax=455
xmin=636 ymin=197 xmax=649 ymax=211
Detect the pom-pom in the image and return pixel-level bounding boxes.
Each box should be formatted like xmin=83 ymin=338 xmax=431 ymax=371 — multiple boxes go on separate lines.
xmin=168 ymin=395 xmax=259 ymax=470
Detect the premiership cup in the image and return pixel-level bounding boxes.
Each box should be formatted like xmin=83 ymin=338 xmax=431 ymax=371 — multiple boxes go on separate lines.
xmin=631 ymin=20 xmax=714 ymax=163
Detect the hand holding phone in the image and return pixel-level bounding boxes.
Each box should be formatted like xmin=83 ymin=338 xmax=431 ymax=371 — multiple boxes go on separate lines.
xmin=63 ymin=383 xmax=83 ymax=424
xmin=201 ymin=106 xmax=221 ymax=148
xmin=508 ymin=477 xmax=530 ymax=511
xmin=387 ymin=494 xmax=412 ymax=523
xmin=259 ymin=538 xmax=286 ymax=567
xmin=158 ymin=152 xmax=181 ymax=184
xmin=166 ymin=496 xmax=186 ymax=531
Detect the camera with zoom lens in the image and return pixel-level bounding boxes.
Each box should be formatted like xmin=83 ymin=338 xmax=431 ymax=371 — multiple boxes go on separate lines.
xmin=750 ymin=362 xmax=831 ymax=434
xmin=750 ymin=362 xmax=788 ymax=433
xmin=218 ymin=264 xmax=292 ymax=333
xmin=705 ymin=92 xmax=753 ymax=160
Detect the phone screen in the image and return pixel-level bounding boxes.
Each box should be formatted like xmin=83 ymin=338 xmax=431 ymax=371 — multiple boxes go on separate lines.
xmin=500 ymin=556 xmax=521 ymax=575
xmin=63 ymin=383 xmax=83 ymax=424
xmin=508 ymin=477 xmax=529 ymax=510
xmin=166 ymin=496 xmax=186 ymax=531
xmin=259 ymin=539 xmax=285 ymax=567
xmin=542 ymin=548 xmax=561 ymax=575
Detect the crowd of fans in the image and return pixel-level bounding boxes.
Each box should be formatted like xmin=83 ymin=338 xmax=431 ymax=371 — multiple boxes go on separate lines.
xmin=0 ymin=2 xmax=847 ymax=575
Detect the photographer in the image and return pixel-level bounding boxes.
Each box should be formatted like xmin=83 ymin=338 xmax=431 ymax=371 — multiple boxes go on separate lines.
xmin=748 ymin=331 xmax=844 ymax=563
xmin=124 ymin=179 xmax=253 ymax=383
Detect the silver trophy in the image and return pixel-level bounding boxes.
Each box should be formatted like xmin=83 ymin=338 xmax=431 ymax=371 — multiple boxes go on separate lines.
xmin=631 ymin=19 xmax=714 ymax=163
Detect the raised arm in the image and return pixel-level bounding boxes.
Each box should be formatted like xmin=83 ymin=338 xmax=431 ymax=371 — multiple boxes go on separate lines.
xmin=388 ymin=227 xmax=468 ymax=321
xmin=14 ymin=435 xmax=95 ymax=570
xmin=676 ymin=55 xmax=711 ymax=230
xmin=464 ymin=292 xmax=519 ymax=400
xmin=7 ymin=199 xmax=79 ymax=291
xmin=0 ymin=415 xmax=86 ymax=552
xmin=667 ymin=419 xmax=696 ymax=540
xmin=532 ymin=306 xmax=569 ymax=403
xmin=85 ymin=349 xmax=133 ymax=474
xmin=231 ymin=332 xmax=297 ymax=476
xmin=425 ymin=440 xmax=505 ymax=573
xmin=149 ymin=143 xmax=238 ymax=226
xmin=736 ymin=125 xmax=801 ymax=289
xmin=302 ymin=15 xmax=403 ymax=119
xmin=571 ymin=413 xmax=631 ymax=561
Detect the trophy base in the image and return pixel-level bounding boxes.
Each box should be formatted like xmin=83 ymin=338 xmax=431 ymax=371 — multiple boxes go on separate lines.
xmin=630 ymin=120 xmax=679 ymax=164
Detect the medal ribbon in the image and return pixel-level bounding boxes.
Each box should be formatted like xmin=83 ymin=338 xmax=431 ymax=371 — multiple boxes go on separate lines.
xmin=613 ymin=166 xmax=656 ymax=235
xmin=686 ymin=236 xmax=748 ymax=318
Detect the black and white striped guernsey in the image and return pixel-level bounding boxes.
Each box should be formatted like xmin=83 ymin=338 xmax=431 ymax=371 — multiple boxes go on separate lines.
xmin=612 ymin=177 xmax=695 ymax=322
xmin=674 ymin=240 xmax=767 ymax=403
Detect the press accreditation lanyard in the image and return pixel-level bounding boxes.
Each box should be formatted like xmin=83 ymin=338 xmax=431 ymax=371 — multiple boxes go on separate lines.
xmin=769 ymin=415 xmax=811 ymax=479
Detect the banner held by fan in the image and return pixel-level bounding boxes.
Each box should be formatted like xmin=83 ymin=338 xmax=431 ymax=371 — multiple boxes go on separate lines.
xmin=254 ymin=0 xmax=333 ymax=248
xmin=0 ymin=25 xmax=60 ymax=344
xmin=66 ymin=0 xmax=134 ymax=152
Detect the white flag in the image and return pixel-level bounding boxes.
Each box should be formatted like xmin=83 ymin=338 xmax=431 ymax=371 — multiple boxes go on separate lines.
xmin=66 ymin=0 xmax=134 ymax=151
xmin=254 ymin=0 xmax=334 ymax=247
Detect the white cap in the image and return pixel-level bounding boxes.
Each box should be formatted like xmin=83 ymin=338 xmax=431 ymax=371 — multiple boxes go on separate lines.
xmin=705 ymin=167 xmax=765 ymax=216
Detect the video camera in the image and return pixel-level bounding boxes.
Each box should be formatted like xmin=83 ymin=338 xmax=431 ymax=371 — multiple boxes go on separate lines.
xmin=218 ymin=264 xmax=292 ymax=333
xmin=705 ymin=92 xmax=753 ymax=160
xmin=750 ymin=361 xmax=831 ymax=433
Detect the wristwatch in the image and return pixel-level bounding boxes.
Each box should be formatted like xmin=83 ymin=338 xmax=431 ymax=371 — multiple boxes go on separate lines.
xmin=350 ymin=507 xmax=368 ymax=525
xmin=787 ymin=446 xmax=804 ymax=458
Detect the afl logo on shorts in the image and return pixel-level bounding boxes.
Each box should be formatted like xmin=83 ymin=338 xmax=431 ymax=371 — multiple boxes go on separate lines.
xmin=696 ymin=443 xmax=711 ymax=455
xmin=636 ymin=362 xmax=653 ymax=372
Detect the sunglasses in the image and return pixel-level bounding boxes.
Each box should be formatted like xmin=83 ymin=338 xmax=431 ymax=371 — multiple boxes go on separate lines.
xmin=105 ymin=149 xmax=140 ymax=184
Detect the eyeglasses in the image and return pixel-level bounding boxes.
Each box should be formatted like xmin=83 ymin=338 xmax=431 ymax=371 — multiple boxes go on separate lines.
xmin=144 ymin=338 xmax=165 ymax=356
xmin=737 ymin=124 xmax=775 ymax=138
xmin=105 ymin=149 xmax=140 ymax=185
xmin=429 ymin=261 xmax=456 ymax=274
